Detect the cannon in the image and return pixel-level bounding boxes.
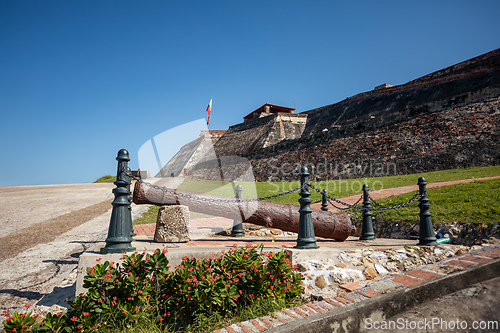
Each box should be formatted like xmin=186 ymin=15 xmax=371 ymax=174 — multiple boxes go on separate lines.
xmin=133 ymin=180 xmax=354 ymax=241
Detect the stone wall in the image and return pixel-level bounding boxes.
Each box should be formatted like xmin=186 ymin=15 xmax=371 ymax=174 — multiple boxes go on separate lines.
xmin=252 ymin=96 xmax=500 ymax=181
xmin=188 ymin=113 xmax=307 ymax=180
xmin=157 ymin=132 xmax=219 ymax=177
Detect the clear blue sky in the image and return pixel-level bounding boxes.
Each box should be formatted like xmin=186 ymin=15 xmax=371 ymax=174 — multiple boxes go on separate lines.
xmin=1 ymin=0 xmax=499 ymax=186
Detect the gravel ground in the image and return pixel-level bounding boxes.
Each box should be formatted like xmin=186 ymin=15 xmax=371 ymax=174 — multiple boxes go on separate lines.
xmin=0 ymin=182 xmax=147 ymax=315
xmin=0 ymin=179 xmax=179 ymax=316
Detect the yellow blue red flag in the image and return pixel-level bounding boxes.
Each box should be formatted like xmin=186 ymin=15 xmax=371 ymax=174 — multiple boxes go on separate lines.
xmin=206 ymin=98 xmax=212 ymax=125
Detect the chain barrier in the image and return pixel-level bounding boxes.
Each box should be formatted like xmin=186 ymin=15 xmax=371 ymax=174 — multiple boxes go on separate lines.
xmin=122 ymin=169 xmax=304 ymax=203
xmin=308 ymin=183 xmax=364 ymax=210
xmin=125 ymin=169 xmax=424 ymax=210
xmin=307 ymin=181 xmax=425 ymax=212
xmin=327 ymin=198 xmax=363 ymax=210
xmin=366 ymin=192 xmax=424 ymax=211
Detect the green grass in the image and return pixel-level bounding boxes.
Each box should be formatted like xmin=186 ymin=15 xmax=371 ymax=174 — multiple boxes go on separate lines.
xmin=354 ymin=178 xmax=500 ymax=226
xmin=178 ymin=165 xmax=500 ymax=205
xmin=94 ymin=175 xmax=116 ymax=183
xmin=133 ymin=165 xmax=499 ymax=226
xmin=133 ymin=206 xmax=160 ymax=225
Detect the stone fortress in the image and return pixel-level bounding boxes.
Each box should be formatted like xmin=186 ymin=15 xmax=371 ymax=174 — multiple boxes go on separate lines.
xmin=164 ymin=48 xmax=500 ymax=182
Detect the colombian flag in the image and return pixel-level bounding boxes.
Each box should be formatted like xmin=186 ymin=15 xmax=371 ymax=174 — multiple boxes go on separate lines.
xmin=206 ymin=98 xmax=212 ymax=125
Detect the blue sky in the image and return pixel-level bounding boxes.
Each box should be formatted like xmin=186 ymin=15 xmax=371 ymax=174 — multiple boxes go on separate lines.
xmin=1 ymin=1 xmax=499 ymax=186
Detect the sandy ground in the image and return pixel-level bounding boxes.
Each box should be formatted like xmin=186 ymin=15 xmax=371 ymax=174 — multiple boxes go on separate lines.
xmin=0 ymin=182 xmax=149 ymax=312
xmin=0 ymin=183 xmax=114 ymax=237
xmin=0 ymin=178 xmax=183 ymax=313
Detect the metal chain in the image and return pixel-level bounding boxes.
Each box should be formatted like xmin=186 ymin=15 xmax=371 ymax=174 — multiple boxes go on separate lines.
xmin=366 ymin=192 xmax=424 ymax=211
xmin=307 ymin=182 xmax=364 ymax=209
xmin=122 ymin=169 xmax=304 ymax=203
xmin=327 ymin=198 xmax=362 ymax=210
xmin=368 ymin=195 xmax=389 ymax=208
xmin=125 ymin=169 xmax=424 ymax=209
xmin=308 ymin=181 xmax=425 ymax=211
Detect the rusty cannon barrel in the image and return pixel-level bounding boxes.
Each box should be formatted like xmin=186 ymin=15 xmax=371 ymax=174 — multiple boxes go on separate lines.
xmin=132 ymin=180 xmax=353 ymax=241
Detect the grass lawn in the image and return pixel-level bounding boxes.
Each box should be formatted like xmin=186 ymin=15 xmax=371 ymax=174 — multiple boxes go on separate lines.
xmin=354 ymin=178 xmax=500 ymax=226
xmin=177 ymin=165 xmax=500 ymax=205
xmin=94 ymin=175 xmax=116 ymax=183
xmin=133 ymin=165 xmax=499 ymax=226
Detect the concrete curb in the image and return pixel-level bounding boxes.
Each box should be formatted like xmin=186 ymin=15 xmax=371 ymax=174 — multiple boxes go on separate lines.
xmin=264 ymin=257 xmax=500 ymax=333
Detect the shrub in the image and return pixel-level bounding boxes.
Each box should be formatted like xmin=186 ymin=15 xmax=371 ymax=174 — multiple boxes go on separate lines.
xmin=3 ymin=244 xmax=303 ymax=332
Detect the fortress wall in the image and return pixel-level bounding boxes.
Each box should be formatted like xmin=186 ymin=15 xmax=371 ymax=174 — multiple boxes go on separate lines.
xmin=252 ymin=96 xmax=500 ymax=182
xmin=186 ymin=49 xmax=500 ymax=182
xmin=301 ymin=72 xmax=500 ymax=138
xmin=187 ymin=94 xmax=499 ymax=182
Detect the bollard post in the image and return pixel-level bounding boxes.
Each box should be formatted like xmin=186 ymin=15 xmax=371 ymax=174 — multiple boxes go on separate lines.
xmin=101 ymin=149 xmax=136 ymax=254
xmin=230 ymin=184 xmax=245 ymax=237
xmin=295 ymin=166 xmax=319 ymax=249
xmin=360 ymin=184 xmax=375 ymax=240
xmin=321 ymin=190 xmax=329 ymax=211
xmin=417 ymin=177 xmax=438 ymax=246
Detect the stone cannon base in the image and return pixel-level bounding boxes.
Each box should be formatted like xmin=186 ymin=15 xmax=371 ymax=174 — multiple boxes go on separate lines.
xmin=154 ymin=205 xmax=190 ymax=243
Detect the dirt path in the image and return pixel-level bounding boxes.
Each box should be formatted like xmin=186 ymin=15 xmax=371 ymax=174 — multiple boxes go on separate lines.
xmin=0 ymin=183 xmax=114 ymax=237
xmin=0 ymin=183 xmax=116 ymax=312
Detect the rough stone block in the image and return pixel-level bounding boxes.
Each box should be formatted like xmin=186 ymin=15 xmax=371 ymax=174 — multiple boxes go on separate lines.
xmin=154 ymin=205 xmax=190 ymax=243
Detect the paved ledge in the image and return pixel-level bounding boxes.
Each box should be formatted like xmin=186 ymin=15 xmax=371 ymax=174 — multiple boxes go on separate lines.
xmin=80 ymin=219 xmax=499 ymax=333
xmin=215 ymin=243 xmax=500 ymax=333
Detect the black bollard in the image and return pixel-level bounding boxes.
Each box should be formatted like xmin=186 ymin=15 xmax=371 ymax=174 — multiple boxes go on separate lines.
xmin=360 ymin=184 xmax=375 ymax=240
xmin=230 ymin=184 xmax=245 ymax=237
xmin=321 ymin=190 xmax=329 ymax=211
xmin=295 ymin=166 xmax=319 ymax=249
xmin=417 ymin=177 xmax=438 ymax=246
xmin=101 ymin=149 xmax=136 ymax=254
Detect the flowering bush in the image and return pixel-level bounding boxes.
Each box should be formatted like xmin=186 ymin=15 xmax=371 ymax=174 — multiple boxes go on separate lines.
xmin=2 ymin=244 xmax=303 ymax=332
xmin=2 ymin=310 xmax=36 ymax=333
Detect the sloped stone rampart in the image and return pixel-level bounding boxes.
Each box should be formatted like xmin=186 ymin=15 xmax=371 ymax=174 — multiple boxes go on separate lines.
xmin=252 ymin=96 xmax=500 ymax=181
xmin=302 ymin=73 xmax=500 ymax=138
xmin=188 ymin=96 xmax=499 ymax=182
